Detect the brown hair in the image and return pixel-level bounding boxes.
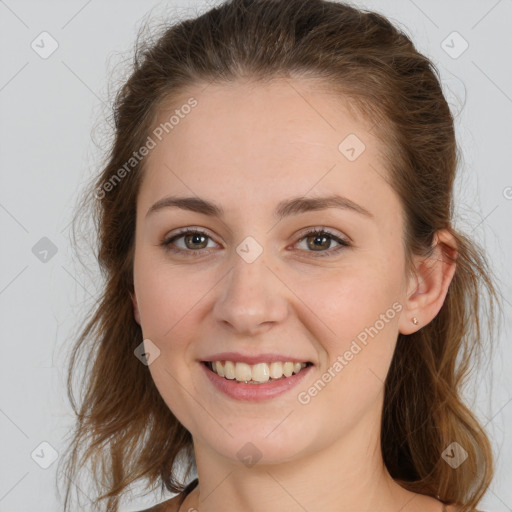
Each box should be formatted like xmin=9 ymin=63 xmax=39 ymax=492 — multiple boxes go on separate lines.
xmin=58 ymin=0 xmax=501 ymax=510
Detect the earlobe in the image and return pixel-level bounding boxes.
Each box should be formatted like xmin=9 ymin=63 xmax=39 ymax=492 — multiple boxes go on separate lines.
xmin=398 ymin=229 xmax=457 ymax=335
xmin=131 ymin=291 xmax=141 ymax=325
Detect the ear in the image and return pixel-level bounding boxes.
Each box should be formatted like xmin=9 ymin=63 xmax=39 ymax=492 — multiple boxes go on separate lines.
xmin=398 ymin=229 xmax=457 ymax=335
xmin=131 ymin=291 xmax=141 ymax=325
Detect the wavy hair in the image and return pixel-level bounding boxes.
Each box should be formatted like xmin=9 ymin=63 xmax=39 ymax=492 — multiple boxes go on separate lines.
xmin=58 ymin=0 xmax=501 ymax=510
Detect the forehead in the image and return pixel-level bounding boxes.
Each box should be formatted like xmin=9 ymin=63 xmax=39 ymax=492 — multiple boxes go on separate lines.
xmin=138 ymin=78 xmax=396 ymax=223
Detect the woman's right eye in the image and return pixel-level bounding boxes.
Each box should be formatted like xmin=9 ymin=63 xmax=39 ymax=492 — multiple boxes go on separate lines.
xmin=161 ymin=229 xmax=219 ymax=257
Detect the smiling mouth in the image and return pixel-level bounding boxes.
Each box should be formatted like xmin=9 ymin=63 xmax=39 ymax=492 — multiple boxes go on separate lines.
xmin=202 ymin=360 xmax=313 ymax=384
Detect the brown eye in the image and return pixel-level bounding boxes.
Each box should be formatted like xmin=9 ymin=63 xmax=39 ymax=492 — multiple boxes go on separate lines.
xmin=181 ymin=232 xmax=209 ymax=250
xmin=294 ymin=228 xmax=350 ymax=257
xmin=161 ymin=229 xmax=218 ymax=256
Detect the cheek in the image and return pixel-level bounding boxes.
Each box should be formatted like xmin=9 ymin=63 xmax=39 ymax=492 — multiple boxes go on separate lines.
xmin=133 ymin=254 xmax=211 ymax=340
xmin=296 ymin=270 xmax=402 ymax=424
xmin=134 ymin=257 xmax=206 ymax=425
xmin=296 ymin=258 xmax=405 ymax=408
xmin=299 ymin=259 xmax=403 ymax=342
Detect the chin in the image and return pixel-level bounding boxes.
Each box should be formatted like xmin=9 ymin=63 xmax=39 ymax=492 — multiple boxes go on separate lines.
xmin=200 ymin=426 xmax=313 ymax=466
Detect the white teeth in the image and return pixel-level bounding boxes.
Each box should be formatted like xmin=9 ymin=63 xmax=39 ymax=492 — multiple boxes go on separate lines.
xmin=269 ymin=362 xmax=283 ymax=379
xmin=235 ymin=362 xmax=252 ymax=382
xmin=215 ymin=361 xmax=225 ymax=377
xmin=208 ymin=360 xmax=308 ymax=383
xmin=282 ymin=362 xmax=294 ymax=377
xmin=224 ymin=361 xmax=236 ymax=380
xmin=251 ymin=363 xmax=270 ymax=383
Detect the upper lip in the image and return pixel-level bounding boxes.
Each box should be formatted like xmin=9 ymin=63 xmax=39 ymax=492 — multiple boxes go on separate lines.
xmin=200 ymin=352 xmax=313 ymax=365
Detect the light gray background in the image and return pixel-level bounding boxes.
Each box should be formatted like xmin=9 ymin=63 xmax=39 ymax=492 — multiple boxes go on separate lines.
xmin=0 ymin=0 xmax=511 ymax=511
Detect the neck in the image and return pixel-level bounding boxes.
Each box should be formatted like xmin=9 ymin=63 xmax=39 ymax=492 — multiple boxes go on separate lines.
xmin=185 ymin=408 xmax=423 ymax=512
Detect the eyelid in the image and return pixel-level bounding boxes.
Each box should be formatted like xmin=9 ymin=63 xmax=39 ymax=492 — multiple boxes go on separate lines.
xmin=294 ymin=225 xmax=350 ymax=242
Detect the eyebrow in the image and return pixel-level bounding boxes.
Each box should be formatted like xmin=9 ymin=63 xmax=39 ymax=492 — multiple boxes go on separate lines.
xmin=145 ymin=194 xmax=373 ymax=220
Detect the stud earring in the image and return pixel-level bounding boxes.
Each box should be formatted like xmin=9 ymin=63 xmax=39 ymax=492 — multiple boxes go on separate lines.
xmin=412 ymin=317 xmax=419 ymax=325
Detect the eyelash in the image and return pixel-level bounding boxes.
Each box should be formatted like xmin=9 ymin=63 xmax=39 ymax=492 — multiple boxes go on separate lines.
xmin=160 ymin=227 xmax=350 ymax=258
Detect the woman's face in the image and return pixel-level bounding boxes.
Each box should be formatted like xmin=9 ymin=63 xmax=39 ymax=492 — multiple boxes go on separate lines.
xmin=132 ymin=78 xmax=411 ymax=466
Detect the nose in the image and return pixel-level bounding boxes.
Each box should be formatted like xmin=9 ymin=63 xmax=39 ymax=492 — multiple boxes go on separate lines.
xmin=212 ymin=251 xmax=289 ymax=336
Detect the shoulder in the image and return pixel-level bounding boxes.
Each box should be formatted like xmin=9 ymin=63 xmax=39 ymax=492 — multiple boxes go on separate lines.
xmin=444 ymin=505 xmax=485 ymax=512
xmin=134 ymin=494 xmax=182 ymax=512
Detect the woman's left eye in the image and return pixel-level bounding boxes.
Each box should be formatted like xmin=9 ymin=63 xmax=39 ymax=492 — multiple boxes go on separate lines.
xmin=160 ymin=227 xmax=350 ymax=258
xmin=293 ymin=228 xmax=350 ymax=257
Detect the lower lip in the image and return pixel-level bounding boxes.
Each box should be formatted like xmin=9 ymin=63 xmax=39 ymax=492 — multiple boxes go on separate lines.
xmin=200 ymin=362 xmax=313 ymax=402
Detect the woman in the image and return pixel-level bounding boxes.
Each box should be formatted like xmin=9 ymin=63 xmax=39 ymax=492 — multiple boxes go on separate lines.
xmin=59 ymin=1 xmax=500 ymax=511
